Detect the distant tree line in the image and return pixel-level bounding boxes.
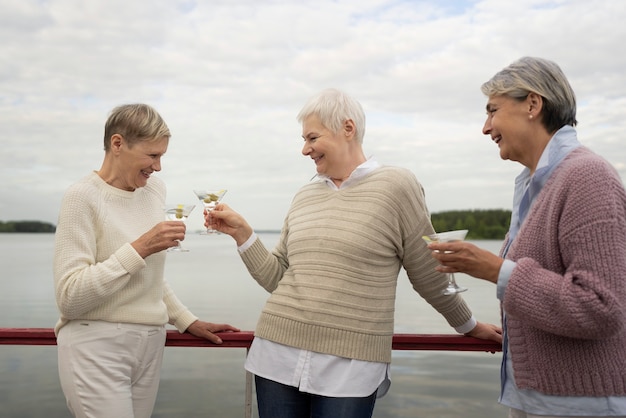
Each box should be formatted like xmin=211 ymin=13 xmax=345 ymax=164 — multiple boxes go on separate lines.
xmin=0 ymin=209 xmax=512 ymax=237
xmin=0 ymin=221 xmax=56 ymax=233
xmin=431 ymin=209 xmax=511 ymax=240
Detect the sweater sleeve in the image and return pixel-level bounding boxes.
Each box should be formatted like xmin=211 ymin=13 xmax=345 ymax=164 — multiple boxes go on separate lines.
xmin=164 ymin=281 xmax=198 ymax=332
xmin=394 ymin=169 xmax=474 ymax=329
xmin=239 ymin=226 xmax=290 ymax=293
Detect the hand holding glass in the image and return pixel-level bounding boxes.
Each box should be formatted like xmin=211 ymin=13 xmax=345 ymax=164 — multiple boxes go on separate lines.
xmin=193 ymin=189 xmax=227 ymax=234
xmin=422 ymin=229 xmax=468 ymax=295
xmin=163 ymin=204 xmax=195 ymax=252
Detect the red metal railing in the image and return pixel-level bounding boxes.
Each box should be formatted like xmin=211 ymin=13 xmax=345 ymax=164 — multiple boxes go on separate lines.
xmin=0 ymin=328 xmax=501 ymax=352
xmin=0 ymin=328 xmax=501 ymax=417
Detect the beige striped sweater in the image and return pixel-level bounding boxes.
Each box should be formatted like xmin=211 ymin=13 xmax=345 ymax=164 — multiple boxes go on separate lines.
xmin=241 ymin=166 xmax=473 ymax=363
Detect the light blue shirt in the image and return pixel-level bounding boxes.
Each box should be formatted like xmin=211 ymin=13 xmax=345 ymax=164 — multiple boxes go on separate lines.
xmin=497 ymin=126 xmax=626 ymax=415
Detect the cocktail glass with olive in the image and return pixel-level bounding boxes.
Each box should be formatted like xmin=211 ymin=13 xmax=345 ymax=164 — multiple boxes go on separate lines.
xmin=193 ymin=189 xmax=227 ymax=234
xmin=163 ymin=204 xmax=195 ymax=251
xmin=422 ymin=229 xmax=469 ymax=295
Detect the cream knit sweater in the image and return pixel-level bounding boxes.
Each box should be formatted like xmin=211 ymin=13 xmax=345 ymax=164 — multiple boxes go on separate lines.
xmin=241 ymin=166 xmax=473 ymax=363
xmin=53 ymin=172 xmax=197 ymax=335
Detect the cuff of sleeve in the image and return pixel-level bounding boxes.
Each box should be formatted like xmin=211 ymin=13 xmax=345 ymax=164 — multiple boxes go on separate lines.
xmin=497 ymin=259 xmax=516 ymax=301
xmin=454 ymin=316 xmax=477 ymax=334
xmin=115 ymin=242 xmax=146 ymax=275
xmin=240 ymin=237 xmax=269 ymax=268
xmin=172 ymin=311 xmax=199 ymax=333
xmin=237 ymin=232 xmax=258 ymax=253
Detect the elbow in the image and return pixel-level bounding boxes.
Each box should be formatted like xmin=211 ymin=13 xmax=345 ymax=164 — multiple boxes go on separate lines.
xmin=56 ymin=299 xmax=87 ymax=319
xmin=589 ymin=294 xmax=626 ymax=338
xmin=570 ymin=303 xmax=625 ymax=340
xmin=598 ymin=310 xmax=626 ymax=338
xmin=55 ymin=288 xmax=91 ymax=319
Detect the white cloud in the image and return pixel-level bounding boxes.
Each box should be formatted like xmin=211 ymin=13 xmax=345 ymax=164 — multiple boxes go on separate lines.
xmin=1 ymin=0 xmax=625 ymax=230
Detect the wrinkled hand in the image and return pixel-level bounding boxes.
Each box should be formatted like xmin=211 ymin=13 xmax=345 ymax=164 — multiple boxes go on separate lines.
xmin=186 ymin=320 xmax=241 ymax=344
xmin=132 ymin=221 xmax=186 ymax=258
xmin=205 ymin=203 xmax=254 ymax=246
xmin=427 ymin=241 xmax=503 ymax=283
xmin=465 ymin=321 xmax=502 ymax=344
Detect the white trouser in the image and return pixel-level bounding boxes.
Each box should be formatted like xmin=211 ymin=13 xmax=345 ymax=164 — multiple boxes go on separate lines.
xmin=57 ymin=320 xmax=166 ymax=418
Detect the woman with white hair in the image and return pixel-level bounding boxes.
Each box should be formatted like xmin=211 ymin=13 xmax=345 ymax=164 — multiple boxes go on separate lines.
xmin=208 ymin=88 xmax=502 ymax=418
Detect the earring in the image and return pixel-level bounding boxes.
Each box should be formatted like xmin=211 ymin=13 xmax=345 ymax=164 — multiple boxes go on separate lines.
xmin=529 ymin=114 xmax=533 ymax=120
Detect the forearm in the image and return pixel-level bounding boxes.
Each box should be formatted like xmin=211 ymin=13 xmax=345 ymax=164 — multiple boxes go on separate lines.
xmin=164 ymin=282 xmax=198 ymax=332
xmin=240 ymin=238 xmax=286 ymax=292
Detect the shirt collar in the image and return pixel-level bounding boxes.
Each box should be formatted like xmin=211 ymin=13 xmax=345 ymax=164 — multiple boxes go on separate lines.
xmin=515 ymin=125 xmax=581 ymax=186
xmin=505 ymin=125 xmax=581 ymax=255
xmin=314 ymin=156 xmax=380 ymax=190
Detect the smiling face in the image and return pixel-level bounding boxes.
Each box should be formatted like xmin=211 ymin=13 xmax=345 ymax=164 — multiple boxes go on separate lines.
xmin=301 ymin=114 xmax=352 ymax=179
xmin=482 ymin=94 xmax=535 ymax=166
xmin=109 ymin=134 xmax=168 ymax=190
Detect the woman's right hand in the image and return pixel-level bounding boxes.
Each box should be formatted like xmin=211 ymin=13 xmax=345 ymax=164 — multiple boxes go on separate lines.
xmin=132 ymin=221 xmax=186 ymax=258
xmin=206 ymin=203 xmax=254 ymax=246
xmin=427 ymin=241 xmax=503 ymax=284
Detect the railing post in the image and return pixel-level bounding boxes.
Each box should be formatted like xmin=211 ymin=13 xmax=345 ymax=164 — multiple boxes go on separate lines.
xmin=245 ymin=348 xmax=252 ymax=418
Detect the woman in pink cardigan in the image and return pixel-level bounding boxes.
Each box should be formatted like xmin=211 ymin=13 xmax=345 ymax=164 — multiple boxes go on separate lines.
xmin=427 ymin=57 xmax=626 ymax=418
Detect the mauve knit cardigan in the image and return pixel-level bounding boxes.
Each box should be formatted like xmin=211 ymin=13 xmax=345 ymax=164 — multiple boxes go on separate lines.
xmin=503 ymin=147 xmax=626 ymax=396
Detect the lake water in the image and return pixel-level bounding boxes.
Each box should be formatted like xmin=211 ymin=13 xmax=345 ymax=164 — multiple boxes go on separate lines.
xmin=0 ymin=233 xmax=507 ymax=417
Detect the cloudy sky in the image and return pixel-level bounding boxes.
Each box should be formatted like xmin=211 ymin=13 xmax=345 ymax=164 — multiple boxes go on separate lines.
xmin=2 ymin=0 xmax=625 ymax=231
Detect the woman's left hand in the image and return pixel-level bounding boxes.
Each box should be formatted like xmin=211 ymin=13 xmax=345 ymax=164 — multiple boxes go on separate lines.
xmin=185 ymin=320 xmax=241 ymax=344
xmin=465 ymin=321 xmax=503 ymax=344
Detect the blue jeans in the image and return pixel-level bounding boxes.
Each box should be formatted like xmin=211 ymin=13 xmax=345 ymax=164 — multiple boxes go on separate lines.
xmin=255 ymin=375 xmax=378 ymax=418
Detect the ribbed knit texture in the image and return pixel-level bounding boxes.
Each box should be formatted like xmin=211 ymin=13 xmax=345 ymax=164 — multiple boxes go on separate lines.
xmin=53 ymin=172 xmax=197 ymax=335
xmin=241 ymin=166 xmax=473 ymax=363
xmin=503 ymin=147 xmax=626 ymax=396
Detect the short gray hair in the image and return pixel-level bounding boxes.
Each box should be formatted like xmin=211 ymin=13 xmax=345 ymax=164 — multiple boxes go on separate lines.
xmin=296 ymin=88 xmax=366 ymax=144
xmin=103 ymin=103 xmax=171 ymax=151
xmin=481 ymin=57 xmax=577 ymax=132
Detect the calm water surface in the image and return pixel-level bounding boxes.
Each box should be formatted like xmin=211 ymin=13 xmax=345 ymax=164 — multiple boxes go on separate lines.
xmin=0 ymin=233 xmax=507 ymax=417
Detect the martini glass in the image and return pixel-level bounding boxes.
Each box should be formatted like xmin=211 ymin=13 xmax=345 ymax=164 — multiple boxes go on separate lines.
xmin=193 ymin=189 xmax=227 ymax=234
xmin=422 ymin=229 xmax=469 ymax=295
xmin=163 ymin=204 xmax=195 ymax=251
